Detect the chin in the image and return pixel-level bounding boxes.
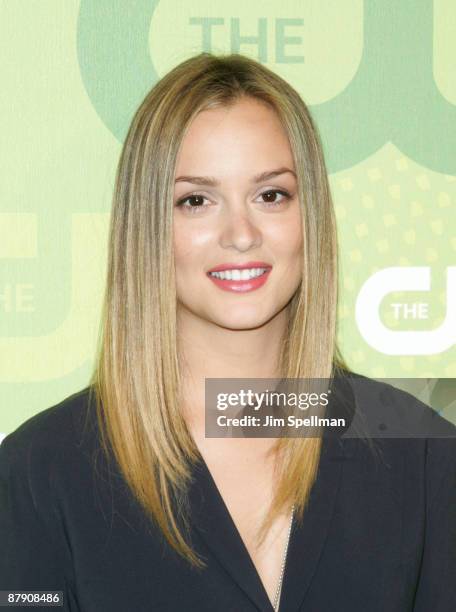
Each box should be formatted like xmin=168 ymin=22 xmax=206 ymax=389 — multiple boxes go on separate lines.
xmin=216 ymin=320 xmax=270 ymax=332
xmin=212 ymin=311 xmax=275 ymax=331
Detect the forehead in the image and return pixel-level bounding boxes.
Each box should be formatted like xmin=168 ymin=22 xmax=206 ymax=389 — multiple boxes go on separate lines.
xmin=176 ymin=98 xmax=295 ymax=174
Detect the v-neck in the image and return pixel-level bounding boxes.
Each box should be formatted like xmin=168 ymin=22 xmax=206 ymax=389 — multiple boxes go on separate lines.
xmin=187 ymin=435 xmax=355 ymax=612
xmin=185 ymin=372 xmax=358 ymax=611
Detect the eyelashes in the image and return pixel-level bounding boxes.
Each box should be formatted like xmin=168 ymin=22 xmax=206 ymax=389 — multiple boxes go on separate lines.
xmin=175 ymin=189 xmax=292 ymax=214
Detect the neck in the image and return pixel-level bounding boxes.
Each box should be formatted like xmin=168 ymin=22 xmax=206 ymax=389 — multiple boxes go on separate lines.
xmin=177 ymin=305 xmax=289 ymax=432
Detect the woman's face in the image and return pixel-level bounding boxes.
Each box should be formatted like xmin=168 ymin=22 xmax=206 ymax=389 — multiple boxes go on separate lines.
xmin=173 ymin=96 xmax=303 ymax=331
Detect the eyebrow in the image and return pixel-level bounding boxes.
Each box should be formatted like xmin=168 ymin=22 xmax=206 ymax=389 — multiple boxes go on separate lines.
xmin=174 ymin=167 xmax=297 ymax=186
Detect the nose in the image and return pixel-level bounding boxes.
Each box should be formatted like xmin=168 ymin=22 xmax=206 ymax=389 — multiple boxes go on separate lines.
xmin=219 ymin=202 xmax=262 ymax=251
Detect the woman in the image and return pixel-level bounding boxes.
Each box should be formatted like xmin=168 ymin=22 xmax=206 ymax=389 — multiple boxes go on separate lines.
xmin=0 ymin=52 xmax=455 ymax=612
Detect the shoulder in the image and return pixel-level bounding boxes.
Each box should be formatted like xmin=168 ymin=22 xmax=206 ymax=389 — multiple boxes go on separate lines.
xmin=339 ymin=370 xmax=456 ymax=436
xmin=0 ymin=386 xmax=99 ymax=504
xmin=1 ymin=385 xmax=96 ymax=455
xmin=338 ymin=371 xmax=456 ymax=503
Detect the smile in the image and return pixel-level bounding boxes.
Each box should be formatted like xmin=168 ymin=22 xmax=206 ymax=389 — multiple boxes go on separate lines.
xmin=207 ymin=267 xmax=271 ymax=293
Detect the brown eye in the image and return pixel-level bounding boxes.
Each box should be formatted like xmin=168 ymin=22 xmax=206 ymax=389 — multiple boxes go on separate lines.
xmin=258 ymin=189 xmax=291 ymax=206
xmin=175 ymin=194 xmax=209 ymax=213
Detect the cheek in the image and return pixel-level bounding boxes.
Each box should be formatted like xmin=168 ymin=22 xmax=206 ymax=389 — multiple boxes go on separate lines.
xmin=173 ymin=225 xmax=193 ymax=275
xmin=173 ymin=223 xmax=212 ymax=272
xmin=266 ymin=217 xmax=303 ymax=259
xmin=287 ymin=214 xmax=303 ymax=253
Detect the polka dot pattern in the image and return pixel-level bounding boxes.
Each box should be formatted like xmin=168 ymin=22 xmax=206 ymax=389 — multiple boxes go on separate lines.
xmin=331 ymin=142 xmax=455 ymax=377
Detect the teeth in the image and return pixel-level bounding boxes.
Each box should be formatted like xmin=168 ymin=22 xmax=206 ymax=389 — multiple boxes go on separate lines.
xmin=209 ymin=267 xmax=268 ymax=280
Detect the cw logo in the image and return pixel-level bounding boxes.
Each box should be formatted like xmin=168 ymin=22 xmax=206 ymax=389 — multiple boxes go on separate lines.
xmin=77 ymin=0 xmax=456 ymax=174
xmin=356 ymin=267 xmax=456 ymax=355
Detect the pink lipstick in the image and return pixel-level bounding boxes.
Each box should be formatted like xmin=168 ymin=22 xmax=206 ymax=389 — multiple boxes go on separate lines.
xmin=206 ymin=261 xmax=272 ymax=293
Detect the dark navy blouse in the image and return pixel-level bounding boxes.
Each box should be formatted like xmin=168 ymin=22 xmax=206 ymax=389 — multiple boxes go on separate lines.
xmin=1 ymin=374 xmax=455 ymax=611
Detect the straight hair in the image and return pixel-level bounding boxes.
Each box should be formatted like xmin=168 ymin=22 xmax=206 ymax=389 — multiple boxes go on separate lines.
xmin=89 ymin=52 xmax=351 ymax=568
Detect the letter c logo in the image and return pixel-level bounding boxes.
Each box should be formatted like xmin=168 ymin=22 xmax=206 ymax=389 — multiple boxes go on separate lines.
xmin=355 ymin=267 xmax=456 ymax=355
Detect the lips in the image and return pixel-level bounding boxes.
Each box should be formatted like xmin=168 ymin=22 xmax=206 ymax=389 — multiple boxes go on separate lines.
xmin=207 ymin=260 xmax=272 ymax=273
xmin=206 ymin=263 xmax=272 ymax=293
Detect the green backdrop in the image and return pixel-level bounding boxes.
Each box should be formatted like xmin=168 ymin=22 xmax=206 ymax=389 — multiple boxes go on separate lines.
xmin=1 ymin=0 xmax=455 ymax=437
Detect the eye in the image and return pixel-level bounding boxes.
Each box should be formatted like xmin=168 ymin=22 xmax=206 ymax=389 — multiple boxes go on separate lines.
xmin=175 ymin=194 xmax=210 ymax=214
xmin=257 ymin=189 xmax=291 ymax=207
xmin=174 ymin=189 xmax=292 ymax=214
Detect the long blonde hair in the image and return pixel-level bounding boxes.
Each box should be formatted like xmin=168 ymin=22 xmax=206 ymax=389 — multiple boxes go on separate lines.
xmin=89 ymin=52 xmax=350 ymax=568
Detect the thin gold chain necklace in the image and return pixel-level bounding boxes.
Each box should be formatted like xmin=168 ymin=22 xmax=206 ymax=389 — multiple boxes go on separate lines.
xmin=272 ymin=504 xmax=295 ymax=611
